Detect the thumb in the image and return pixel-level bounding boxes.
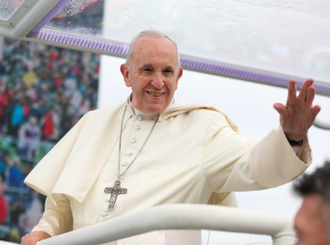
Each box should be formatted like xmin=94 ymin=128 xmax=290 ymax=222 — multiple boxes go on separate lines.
xmin=273 ymin=103 xmax=286 ymax=117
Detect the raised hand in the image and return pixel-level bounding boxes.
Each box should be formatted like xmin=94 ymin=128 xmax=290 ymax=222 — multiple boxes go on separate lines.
xmin=273 ymin=78 xmax=321 ymax=141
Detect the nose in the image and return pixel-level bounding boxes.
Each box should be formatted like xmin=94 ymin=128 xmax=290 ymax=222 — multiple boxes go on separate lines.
xmin=150 ymin=74 xmax=164 ymax=89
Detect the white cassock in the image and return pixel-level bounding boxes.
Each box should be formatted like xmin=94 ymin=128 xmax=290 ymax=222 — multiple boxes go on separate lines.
xmin=25 ymin=99 xmax=311 ymax=244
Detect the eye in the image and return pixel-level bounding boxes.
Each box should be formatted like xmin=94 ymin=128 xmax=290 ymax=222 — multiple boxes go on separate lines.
xmin=140 ymin=67 xmax=153 ymax=74
xmin=163 ymin=69 xmax=173 ymax=75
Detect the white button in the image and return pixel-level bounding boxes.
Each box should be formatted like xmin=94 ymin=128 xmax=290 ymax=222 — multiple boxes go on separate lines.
xmin=126 ymin=151 xmax=133 ymax=156
xmin=120 ymin=177 xmax=125 ymax=180
xmin=130 ymin=139 xmax=137 ymax=144
xmin=135 ymin=126 xmax=141 ymax=131
xmin=138 ymin=116 xmax=143 ymax=121
xmin=106 ymin=198 xmax=110 ymax=202
xmin=121 ymin=162 xmax=128 ymax=167
xmin=102 ymin=213 xmax=108 ymax=217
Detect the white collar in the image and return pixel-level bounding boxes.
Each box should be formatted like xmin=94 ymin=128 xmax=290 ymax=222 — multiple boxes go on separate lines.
xmin=126 ymin=94 xmax=175 ymax=118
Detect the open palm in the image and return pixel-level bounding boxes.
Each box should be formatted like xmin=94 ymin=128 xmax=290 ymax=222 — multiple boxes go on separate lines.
xmin=273 ymin=79 xmax=321 ymax=141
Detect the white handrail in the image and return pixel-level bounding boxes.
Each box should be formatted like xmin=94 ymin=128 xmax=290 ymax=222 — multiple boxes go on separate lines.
xmin=37 ymin=204 xmax=296 ymax=245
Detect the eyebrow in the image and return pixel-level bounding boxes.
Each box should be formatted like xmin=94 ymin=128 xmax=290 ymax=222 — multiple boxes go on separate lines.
xmin=163 ymin=66 xmax=174 ymax=70
xmin=138 ymin=64 xmax=175 ymax=71
xmin=139 ymin=64 xmax=153 ymax=69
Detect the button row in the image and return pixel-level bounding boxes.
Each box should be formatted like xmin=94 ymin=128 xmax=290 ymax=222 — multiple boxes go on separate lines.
xmin=137 ymin=115 xmax=158 ymax=121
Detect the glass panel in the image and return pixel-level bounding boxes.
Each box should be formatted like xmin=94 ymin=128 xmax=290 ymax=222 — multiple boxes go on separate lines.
xmin=49 ymin=0 xmax=103 ymax=36
xmin=0 ymin=0 xmax=26 ymax=21
xmin=54 ymin=0 xmax=102 ymax=19
xmin=45 ymin=0 xmax=330 ymax=84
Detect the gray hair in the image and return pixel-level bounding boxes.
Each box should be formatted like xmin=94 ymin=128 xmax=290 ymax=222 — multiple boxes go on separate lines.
xmin=125 ymin=30 xmax=181 ymax=70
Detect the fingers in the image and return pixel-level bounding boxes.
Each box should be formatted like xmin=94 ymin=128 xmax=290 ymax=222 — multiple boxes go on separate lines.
xmin=287 ymin=79 xmax=297 ymax=104
xmin=298 ymin=78 xmax=314 ymax=101
xmin=287 ymin=78 xmax=317 ymax=108
xmin=21 ymin=231 xmax=50 ymax=245
xmin=312 ymin=104 xmax=321 ymax=116
xmin=305 ymin=84 xmax=316 ymax=104
xmin=301 ymin=80 xmax=320 ymax=117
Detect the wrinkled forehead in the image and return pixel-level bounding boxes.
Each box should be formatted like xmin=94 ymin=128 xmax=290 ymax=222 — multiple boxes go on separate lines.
xmin=132 ymin=36 xmax=180 ymax=67
xmin=134 ymin=35 xmax=178 ymax=51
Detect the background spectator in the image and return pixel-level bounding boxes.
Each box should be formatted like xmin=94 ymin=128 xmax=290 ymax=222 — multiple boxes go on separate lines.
xmin=293 ymin=160 xmax=330 ymax=245
xmin=0 ymin=177 xmax=8 ymax=224
xmin=0 ymin=37 xmax=100 ymax=241
xmin=18 ymin=117 xmax=41 ymax=161
xmin=19 ymin=191 xmax=43 ymax=235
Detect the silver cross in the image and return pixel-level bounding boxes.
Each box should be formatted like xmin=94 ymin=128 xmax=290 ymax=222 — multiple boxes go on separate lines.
xmin=104 ymin=180 xmax=127 ymax=210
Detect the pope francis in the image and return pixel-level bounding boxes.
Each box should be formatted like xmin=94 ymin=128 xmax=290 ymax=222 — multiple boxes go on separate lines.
xmin=21 ymin=30 xmax=321 ymax=245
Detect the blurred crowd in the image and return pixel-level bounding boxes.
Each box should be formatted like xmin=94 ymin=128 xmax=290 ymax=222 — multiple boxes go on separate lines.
xmin=0 ymin=37 xmax=100 ymax=242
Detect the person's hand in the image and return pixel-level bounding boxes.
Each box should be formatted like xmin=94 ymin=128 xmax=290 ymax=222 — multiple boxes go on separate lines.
xmin=273 ymin=78 xmax=321 ymax=141
xmin=21 ymin=231 xmax=51 ymax=245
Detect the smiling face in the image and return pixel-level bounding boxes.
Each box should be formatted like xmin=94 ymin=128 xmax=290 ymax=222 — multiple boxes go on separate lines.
xmin=120 ymin=36 xmax=183 ymax=114
xmin=294 ymin=194 xmax=330 ymax=245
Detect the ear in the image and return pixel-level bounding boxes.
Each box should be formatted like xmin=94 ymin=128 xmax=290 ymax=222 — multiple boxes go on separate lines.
xmin=120 ymin=63 xmax=131 ymax=87
xmin=175 ymin=67 xmax=183 ymax=90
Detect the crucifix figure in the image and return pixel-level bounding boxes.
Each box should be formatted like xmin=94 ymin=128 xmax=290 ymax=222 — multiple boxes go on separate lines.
xmin=104 ymin=180 xmax=127 ymax=210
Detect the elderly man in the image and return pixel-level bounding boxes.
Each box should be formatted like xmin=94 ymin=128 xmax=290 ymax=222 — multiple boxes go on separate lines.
xmin=22 ymin=30 xmax=320 ymax=245
xmin=294 ymin=161 xmax=330 ymax=245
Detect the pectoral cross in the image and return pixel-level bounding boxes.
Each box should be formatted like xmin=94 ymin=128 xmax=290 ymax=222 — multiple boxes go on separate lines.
xmin=104 ymin=180 xmax=127 ymax=210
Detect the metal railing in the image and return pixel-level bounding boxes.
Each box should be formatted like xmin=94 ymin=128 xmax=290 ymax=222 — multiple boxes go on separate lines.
xmin=17 ymin=204 xmax=296 ymax=245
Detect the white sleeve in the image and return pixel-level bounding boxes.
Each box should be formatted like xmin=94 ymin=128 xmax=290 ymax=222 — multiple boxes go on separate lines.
xmin=32 ymin=195 xmax=73 ymax=237
xmin=202 ymin=112 xmax=311 ymax=193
